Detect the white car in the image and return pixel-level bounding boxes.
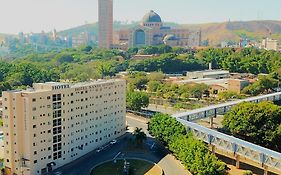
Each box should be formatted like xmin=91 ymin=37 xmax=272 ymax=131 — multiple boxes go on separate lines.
xmin=96 ymin=146 xmax=104 ymax=152
xmin=110 ymin=139 xmax=117 ymax=145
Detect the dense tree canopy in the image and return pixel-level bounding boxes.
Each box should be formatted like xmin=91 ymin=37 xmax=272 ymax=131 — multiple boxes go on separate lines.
xmin=148 ymin=113 xmax=227 ymax=175
xmin=148 ymin=113 xmax=186 ymax=143
xmin=128 ymin=53 xmax=206 ymax=73
xmin=1 ymin=46 xmax=281 ymax=99
xmin=126 ymin=91 xmax=149 ymax=111
xmin=242 ymin=75 xmax=278 ymax=95
xmin=223 ymin=102 xmax=281 ymax=151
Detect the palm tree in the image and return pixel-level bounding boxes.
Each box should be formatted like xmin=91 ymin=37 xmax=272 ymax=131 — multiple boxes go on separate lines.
xmin=133 ymin=127 xmax=147 ymax=146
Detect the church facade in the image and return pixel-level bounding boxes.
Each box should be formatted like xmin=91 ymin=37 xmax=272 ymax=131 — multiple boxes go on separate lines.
xmin=113 ymin=10 xmax=201 ymax=49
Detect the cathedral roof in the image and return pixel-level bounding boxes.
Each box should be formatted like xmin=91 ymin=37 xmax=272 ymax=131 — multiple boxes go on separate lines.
xmin=142 ymin=10 xmax=162 ymax=23
xmin=163 ymin=34 xmax=178 ymax=41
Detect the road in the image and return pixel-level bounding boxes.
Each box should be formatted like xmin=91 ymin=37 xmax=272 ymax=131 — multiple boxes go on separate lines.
xmin=126 ymin=114 xmax=190 ymax=175
xmin=51 ymin=115 xmax=190 ymax=175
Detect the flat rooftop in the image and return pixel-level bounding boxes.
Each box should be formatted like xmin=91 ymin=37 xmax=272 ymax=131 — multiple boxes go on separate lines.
xmin=4 ymin=79 xmax=124 ymax=94
xmin=186 ymin=70 xmax=230 ymax=75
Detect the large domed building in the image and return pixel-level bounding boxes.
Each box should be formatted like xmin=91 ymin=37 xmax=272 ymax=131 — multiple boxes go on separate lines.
xmin=113 ymin=10 xmax=201 ymax=49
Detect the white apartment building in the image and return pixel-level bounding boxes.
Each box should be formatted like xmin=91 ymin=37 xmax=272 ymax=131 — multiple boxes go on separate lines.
xmin=2 ymin=79 xmax=126 ymax=175
xmin=261 ymin=38 xmax=278 ymax=51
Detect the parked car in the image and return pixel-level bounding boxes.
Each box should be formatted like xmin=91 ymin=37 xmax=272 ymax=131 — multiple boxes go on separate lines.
xmin=96 ymin=146 xmax=104 ymax=152
xmin=110 ymin=139 xmax=117 ymax=145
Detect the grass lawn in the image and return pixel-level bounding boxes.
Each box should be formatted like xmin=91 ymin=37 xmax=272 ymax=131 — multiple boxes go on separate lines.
xmin=91 ymin=159 xmax=160 ymax=175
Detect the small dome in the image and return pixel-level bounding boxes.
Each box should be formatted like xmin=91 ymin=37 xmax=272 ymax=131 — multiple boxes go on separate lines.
xmin=142 ymin=10 xmax=162 ymax=23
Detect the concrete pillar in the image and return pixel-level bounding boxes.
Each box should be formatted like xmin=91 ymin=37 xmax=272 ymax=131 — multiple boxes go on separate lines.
xmin=209 ymin=116 xmax=214 ymax=129
xmin=209 ymin=144 xmax=215 ymax=154
xmin=235 ymin=154 xmax=240 ymax=169
xmin=263 ymin=165 xmax=268 ymax=175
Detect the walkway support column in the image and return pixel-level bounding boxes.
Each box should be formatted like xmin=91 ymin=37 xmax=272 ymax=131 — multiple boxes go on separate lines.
xmin=209 ymin=116 xmax=214 ymax=129
xmin=263 ymin=165 xmax=268 ymax=175
xmin=235 ymin=154 xmax=240 ymax=169
xmin=208 ymin=144 xmax=215 ymax=154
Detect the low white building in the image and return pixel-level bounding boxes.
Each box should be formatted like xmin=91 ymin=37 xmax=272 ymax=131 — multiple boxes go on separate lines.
xmin=186 ymin=70 xmax=230 ymax=80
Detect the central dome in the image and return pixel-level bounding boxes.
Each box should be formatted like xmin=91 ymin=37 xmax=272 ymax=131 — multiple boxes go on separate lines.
xmin=142 ymin=10 xmax=162 ymax=23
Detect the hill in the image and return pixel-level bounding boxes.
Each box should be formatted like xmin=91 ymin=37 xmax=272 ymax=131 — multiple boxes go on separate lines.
xmin=58 ymin=21 xmax=141 ymax=37
xmin=58 ymin=21 xmax=179 ymax=37
xmin=1 ymin=20 xmax=280 ymax=47
xmin=182 ymin=20 xmax=281 ymax=45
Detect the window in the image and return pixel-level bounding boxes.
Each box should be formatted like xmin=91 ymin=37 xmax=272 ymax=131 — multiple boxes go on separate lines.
xmin=34 ymin=160 xmax=37 ymax=164
xmin=53 ymin=143 xmax=62 ymax=152
xmin=53 ymin=110 xmax=62 ymax=118
xmin=33 ymin=125 xmax=36 ymax=129
xmin=53 ymin=119 xmax=62 ymax=127
xmin=32 ymin=98 xmax=36 ymax=102
xmin=53 ymin=153 xmax=58 ymax=160
xmin=52 ymin=94 xmax=62 ymax=101
xmin=53 ymin=102 xmax=61 ymax=110
xmin=53 ymin=135 xmax=62 ymax=143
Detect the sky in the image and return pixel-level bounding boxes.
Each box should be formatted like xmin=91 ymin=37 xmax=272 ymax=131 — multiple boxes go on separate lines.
xmin=0 ymin=0 xmax=280 ymax=34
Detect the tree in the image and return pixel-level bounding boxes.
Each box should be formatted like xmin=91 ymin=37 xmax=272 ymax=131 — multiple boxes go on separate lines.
xmin=189 ymin=84 xmax=209 ymax=99
xmin=169 ymin=135 xmax=227 ymax=175
xmin=217 ymin=91 xmax=243 ymax=101
xmin=242 ymin=75 xmax=278 ymax=95
xmin=54 ymin=53 xmax=74 ymax=65
xmin=127 ymin=72 xmax=148 ymax=90
xmin=148 ymin=113 xmax=186 ymax=143
xmin=126 ymin=91 xmax=149 ymax=111
xmin=148 ymin=113 xmax=227 ymax=175
xmin=133 ymin=127 xmax=147 ymax=145
xmin=147 ymin=72 xmax=165 ymax=81
xmin=223 ymin=101 xmax=281 ymax=151
xmin=147 ymin=81 xmax=162 ymax=92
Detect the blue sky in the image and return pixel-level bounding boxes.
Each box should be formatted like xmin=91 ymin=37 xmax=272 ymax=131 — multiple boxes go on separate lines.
xmin=0 ymin=0 xmax=280 ymax=34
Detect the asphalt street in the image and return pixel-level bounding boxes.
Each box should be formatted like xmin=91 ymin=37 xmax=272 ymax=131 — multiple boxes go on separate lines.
xmin=50 ymin=115 xmax=189 ymax=175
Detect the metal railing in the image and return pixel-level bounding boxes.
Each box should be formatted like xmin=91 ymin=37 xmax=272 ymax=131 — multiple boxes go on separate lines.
xmin=177 ymin=119 xmax=281 ymax=173
xmin=173 ymin=92 xmax=281 ymax=121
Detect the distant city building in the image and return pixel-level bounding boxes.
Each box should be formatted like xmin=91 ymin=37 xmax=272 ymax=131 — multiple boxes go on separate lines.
xmin=261 ymin=38 xmax=278 ymax=51
xmin=98 ymin=0 xmax=113 ymax=49
xmin=18 ymin=32 xmax=25 ymax=43
xmin=2 ymin=79 xmax=126 ymax=175
xmin=186 ymin=70 xmax=230 ymax=80
xmin=175 ymin=77 xmax=249 ymax=95
xmin=72 ymin=32 xmax=91 ymax=48
xmin=114 ymin=10 xmax=201 ymax=49
xmin=52 ymin=29 xmax=58 ymax=41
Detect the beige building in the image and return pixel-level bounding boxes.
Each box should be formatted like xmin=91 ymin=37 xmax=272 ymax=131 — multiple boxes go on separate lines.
xmin=261 ymin=38 xmax=278 ymax=51
xmin=98 ymin=0 xmax=113 ymax=49
xmin=2 ymin=79 xmax=126 ymax=175
xmin=228 ymin=79 xmax=249 ymax=93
